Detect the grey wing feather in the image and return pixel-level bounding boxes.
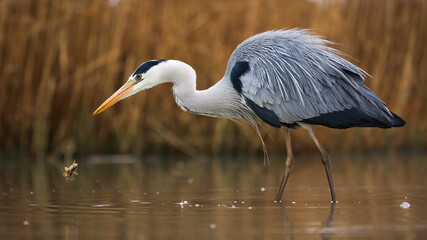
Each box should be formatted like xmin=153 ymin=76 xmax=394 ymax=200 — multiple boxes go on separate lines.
xmin=225 ymin=29 xmax=396 ymax=125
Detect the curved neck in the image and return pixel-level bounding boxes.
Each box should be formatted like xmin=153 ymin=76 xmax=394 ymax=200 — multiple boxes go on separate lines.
xmin=163 ymin=61 xmax=244 ymax=119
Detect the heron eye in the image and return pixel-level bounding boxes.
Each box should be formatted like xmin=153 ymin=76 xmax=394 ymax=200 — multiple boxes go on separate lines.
xmin=135 ymin=74 xmax=142 ymax=80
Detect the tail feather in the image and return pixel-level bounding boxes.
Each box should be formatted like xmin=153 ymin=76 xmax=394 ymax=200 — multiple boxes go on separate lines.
xmin=301 ymin=108 xmax=405 ymax=129
xmin=390 ymin=112 xmax=406 ymax=127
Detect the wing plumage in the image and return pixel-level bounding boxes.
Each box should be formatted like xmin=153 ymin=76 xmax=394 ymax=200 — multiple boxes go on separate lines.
xmin=225 ymin=29 xmax=405 ymax=128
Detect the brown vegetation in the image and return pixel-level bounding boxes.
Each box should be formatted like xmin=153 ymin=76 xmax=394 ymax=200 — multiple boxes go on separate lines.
xmin=0 ymin=0 xmax=425 ymax=157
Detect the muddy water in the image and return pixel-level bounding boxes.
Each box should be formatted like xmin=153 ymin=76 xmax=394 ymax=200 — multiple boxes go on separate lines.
xmin=0 ymin=154 xmax=426 ymax=239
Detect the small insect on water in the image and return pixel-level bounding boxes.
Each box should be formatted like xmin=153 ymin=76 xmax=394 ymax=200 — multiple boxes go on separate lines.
xmin=63 ymin=160 xmax=78 ymax=182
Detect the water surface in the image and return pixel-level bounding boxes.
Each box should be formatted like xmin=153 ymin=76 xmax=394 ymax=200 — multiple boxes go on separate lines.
xmin=1 ymin=154 xmax=426 ymax=239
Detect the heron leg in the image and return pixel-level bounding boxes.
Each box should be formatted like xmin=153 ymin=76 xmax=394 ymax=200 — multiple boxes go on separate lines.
xmin=275 ymin=128 xmax=294 ymax=202
xmin=307 ymin=128 xmax=337 ymax=202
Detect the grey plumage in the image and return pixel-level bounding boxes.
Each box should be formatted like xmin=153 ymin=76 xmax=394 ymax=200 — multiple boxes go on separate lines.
xmin=225 ymin=29 xmax=404 ymax=128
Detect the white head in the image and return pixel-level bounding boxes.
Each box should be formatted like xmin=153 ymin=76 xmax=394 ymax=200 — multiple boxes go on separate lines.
xmin=93 ymin=59 xmax=195 ymax=115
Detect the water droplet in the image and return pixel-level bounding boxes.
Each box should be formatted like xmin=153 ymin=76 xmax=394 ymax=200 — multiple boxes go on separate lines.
xmin=92 ymin=204 xmax=111 ymax=208
xmin=400 ymin=202 xmax=411 ymax=209
xmin=23 ymin=220 xmax=29 ymax=225
xmin=175 ymin=200 xmax=189 ymax=208
xmin=248 ymin=207 xmax=253 ymax=209
xmin=260 ymin=187 xmax=266 ymax=192
xmin=209 ymin=224 xmax=217 ymax=229
xmin=291 ymin=201 xmax=296 ymax=204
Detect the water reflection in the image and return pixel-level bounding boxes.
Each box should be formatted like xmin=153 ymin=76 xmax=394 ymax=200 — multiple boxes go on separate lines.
xmin=275 ymin=202 xmax=337 ymax=240
xmin=0 ymin=154 xmax=426 ymax=239
xmin=321 ymin=203 xmax=336 ymax=240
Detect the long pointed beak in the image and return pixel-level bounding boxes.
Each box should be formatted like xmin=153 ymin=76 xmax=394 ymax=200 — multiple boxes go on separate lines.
xmin=93 ymin=81 xmax=136 ymax=115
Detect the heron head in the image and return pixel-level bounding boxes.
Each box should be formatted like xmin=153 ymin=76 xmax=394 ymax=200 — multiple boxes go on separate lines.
xmin=92 ymin=60 xmax=166 ymax=115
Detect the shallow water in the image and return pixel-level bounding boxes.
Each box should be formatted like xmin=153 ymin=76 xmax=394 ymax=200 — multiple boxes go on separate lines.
xmin=1 ymin=154 xmax=426 ymax=239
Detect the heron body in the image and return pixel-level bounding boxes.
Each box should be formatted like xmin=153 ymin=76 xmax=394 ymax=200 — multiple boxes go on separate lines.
xmin=93 ymin=29 xmax=405 ymax=202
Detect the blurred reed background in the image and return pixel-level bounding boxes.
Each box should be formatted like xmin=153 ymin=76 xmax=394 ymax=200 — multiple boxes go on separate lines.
xmin=0 ymin=0 xmax=425 ymax=158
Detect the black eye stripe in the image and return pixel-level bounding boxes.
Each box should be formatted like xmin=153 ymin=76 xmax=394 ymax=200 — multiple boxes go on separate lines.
xmin=132 ymin=60 xmax=166 ymax=77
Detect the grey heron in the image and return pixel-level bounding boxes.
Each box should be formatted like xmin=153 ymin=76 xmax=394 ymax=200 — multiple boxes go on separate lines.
xmin=93 ymin=29 xmax=405 ymax=203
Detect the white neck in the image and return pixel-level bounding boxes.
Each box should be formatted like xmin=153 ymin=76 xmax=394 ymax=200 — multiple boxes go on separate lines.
xmin=158 ymin=60 xmax=248 ymax=119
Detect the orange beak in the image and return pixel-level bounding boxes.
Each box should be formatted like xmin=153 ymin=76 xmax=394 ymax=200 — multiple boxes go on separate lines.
xmin=92 ymin=82 xmax=136 ymax=115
